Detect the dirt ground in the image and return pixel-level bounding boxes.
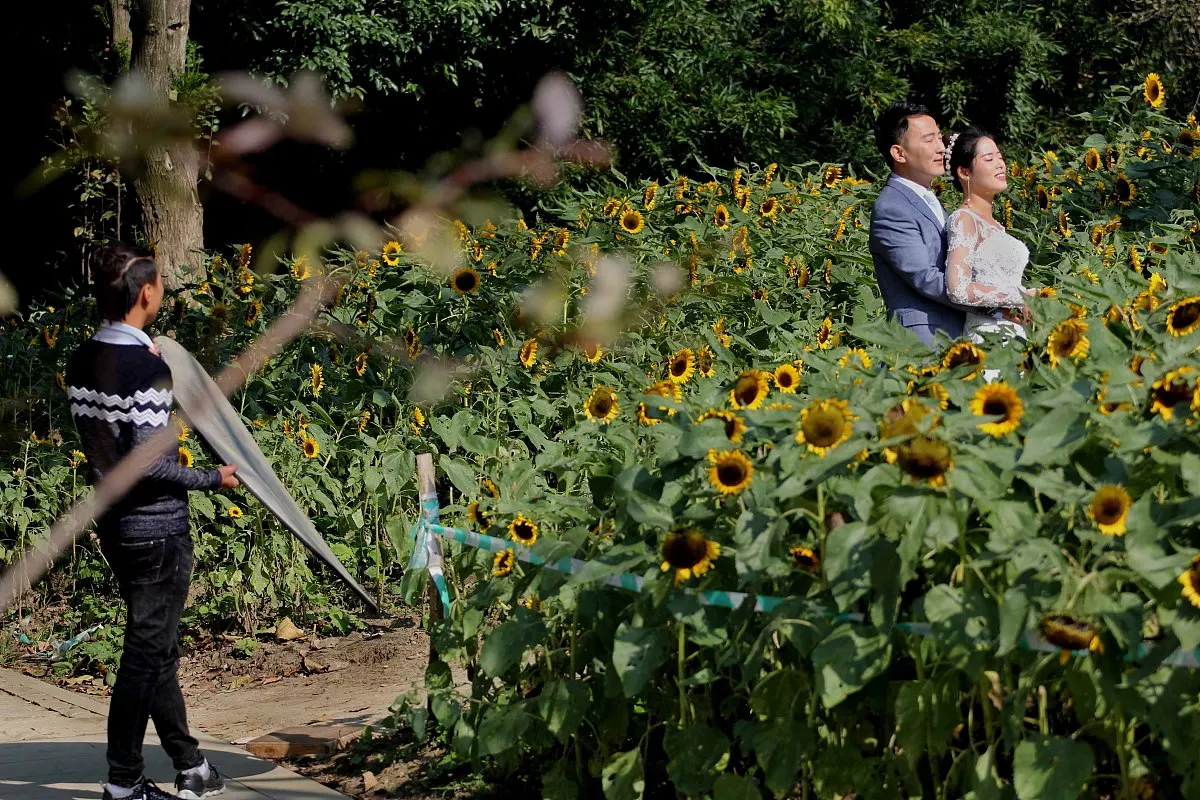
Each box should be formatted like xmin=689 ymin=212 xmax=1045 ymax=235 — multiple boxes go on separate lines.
xmin=17 ymin=612 xmax=431 ymax=744
xmin=15 ymin=609 xmax=507 ymax=797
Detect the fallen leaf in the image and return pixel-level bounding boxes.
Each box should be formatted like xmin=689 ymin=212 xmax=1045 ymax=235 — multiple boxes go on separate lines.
xmin=275 ymin=617 xmax=306 ymax=642
xmin=261 ymin=676 xmax=283 ymax=686
xmin=362 ymin=771 xmax=378 ymax=792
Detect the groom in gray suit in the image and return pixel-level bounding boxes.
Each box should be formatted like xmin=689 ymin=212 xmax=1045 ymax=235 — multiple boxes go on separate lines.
xmin=869 ymin=101 xmax=965 ymax=345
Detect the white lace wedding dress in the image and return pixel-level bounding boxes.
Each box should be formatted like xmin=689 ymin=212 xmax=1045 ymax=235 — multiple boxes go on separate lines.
xmin=946 ymin=207 xmax=1029 ymax=341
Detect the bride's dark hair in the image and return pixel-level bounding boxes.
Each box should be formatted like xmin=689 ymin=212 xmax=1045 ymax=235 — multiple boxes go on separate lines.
xmin=943 ymin=126 xmax=992 ymax=192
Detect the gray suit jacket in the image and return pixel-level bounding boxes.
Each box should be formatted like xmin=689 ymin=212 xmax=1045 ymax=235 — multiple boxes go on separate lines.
xmin=869 ymin=175 xmax=965 ymax=340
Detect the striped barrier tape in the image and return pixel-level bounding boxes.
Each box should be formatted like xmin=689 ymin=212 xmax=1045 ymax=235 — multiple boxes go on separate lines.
xmin=408 ymin=497 xmax=1200 ymax=670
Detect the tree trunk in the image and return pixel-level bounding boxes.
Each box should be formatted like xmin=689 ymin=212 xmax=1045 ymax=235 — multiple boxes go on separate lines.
xmin=126 ymin=0 xmax=204 ymax=289
xmin=110 ymin=0 xmax=131 ymax=55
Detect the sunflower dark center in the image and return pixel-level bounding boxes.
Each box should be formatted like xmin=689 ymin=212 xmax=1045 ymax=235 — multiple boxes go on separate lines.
xmin=1096 ymin=498 xmax=1124 ymax=523
xmin=735 ymin=378 xmax=760 ymax=404
xmin=663 ymin=532 xmax=709 ymax=568
xmin=455 ymin=271 xmax=478 ymax=291
xmin=804 ymin=410 xmax=844 ymax=446
xmin=591 ymin=395 xmax=613 ymax=416
xmin=982 ymin=398 xmax=1011 ymax=418
xmin=1117 ymin=178 xmax=1133 ymax=201
xmin=1053 ymin=329 xmax=1080 ymax=353
xmin=778 ymin=372 xmax=794 ymax=387
xmin=1171 ymin=302 xmax=1200 ymax=331
xmin=671 ymin=358 xmax=689 ymax=376
xmin=897 ymin=439 xmax=949 ymax=478
xmin=513 ymin=522 xmax=536 ymax=541
xmin=1156 ymin=379 xmax=1191 ymax=406
xmin=716 ymin=461 xmax=747 ymax=486
xmin=723 ymin=418 xmax=739 ymax=439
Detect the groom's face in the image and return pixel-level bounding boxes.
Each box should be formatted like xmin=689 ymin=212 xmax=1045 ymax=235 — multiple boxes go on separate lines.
xmin=893 ymin=114 xmax=945 ymax=183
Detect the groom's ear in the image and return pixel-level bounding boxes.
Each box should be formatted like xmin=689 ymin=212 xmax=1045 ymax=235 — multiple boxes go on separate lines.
xmin=890 ymin=144 xmax=905 ymax=165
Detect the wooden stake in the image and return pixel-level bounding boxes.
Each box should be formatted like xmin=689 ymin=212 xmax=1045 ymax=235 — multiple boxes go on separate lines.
xmin=415 ymin=454 xmax=442 ymax=665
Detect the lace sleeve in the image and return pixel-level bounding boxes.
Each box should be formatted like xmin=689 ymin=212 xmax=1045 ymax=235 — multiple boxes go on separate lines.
xmin=945 ymin=211 xmax=1026 ymax=307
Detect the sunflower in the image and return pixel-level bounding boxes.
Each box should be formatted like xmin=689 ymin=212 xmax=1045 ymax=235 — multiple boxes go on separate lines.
xmin=1089 ymin=226 xmax=1105 ymax=247
xmin=1149 ymin=367 xmax=1199 ymax=420
xmin=1056 ymin=210 xmax=1072 ymax=238
xmin=697 ymin=345 xmax=716 ymax=378
xmin=1004 ymin=199 xmax=1013 ymax=230
xmin=1038 ymin=286 xmax=1057 ymax=298
xmin=789 ymin=545 xmax=821 ymax=573
xmin=668 ymin=348 xmax=696 ymax=384
xmin=1088 ymin=484 xmax=1132 ymax=536
xmin=816 ymin=317 xmax=835 ymax=350
xmin=1036 ymin=185 xmax=1051 ymax=210
xmin=697 ymin=409 xmax=747 ymax=443
xmin=292 ymin=256 xmax=312 ymax=281
xmin=1039 ymin=615 xmax=1102 ymax=653
xmin=358 ymin=410 xmax=371 ymax=432
xmin=382 ymin=241 xmax=402 ymax=266
xmin=643 ymin=181 xmax=659 ymax=210
xmin=713 ymin=204 xmax=731 ymax=230
xmin=707 ymin=449 xmax=754 ymax=495
xmin=492 ymin=549 xmax=515 ymax=577
xmin=354 ymin=351 xmax=369 ymax=377
xmin=729 ymin=370 xmax=770 ymax=410
xmin=508 ymin=514 xmax=539 ymax=546
xmin=660 ymin=528 xmax=721 ymax=585
xmin=895 ymin=436 xmax=953 ymax=487
xmin=1097 ymin=389 xmax=1133 ymax=415
xmin=1046 ymin=319 xmax=1090 ymax=366
xmin=759 ymin=196 xmax=780 ymax=220
xmin=1114 ymin=173 xmax=1136 ymax=205
xmin=797 ymin=265 xmax=811 ymax=288
xmin=1179 ymin=555 xmax=1200 ymax=609
xmin=822 ymin=165 xmax=843 ymax=188
xmin=450 ymin=267 xmax=481 ymax=295
xmin=583 ymin=340 xmax=603 ymax=364
xmin=584 ymin=386 xmax=620 ymax=424
xmin=310 ymin=364 xmax=323 ymax=397
xmin=246 ymin=300 xmax=262 ymax=326
xmin=1166 ymin=296 xmax=1200 ymax=336
xmin=403 ymin=326 xmax=422 ymax=359
xmin=912 ymin=381 xmax=950 ymax=412
xmin=637 ymin=380 xmax=681 ymax=425
xmin=302 ymin=437 xmax=320 ymax=458
xmin=602 ymin=199 xmax=621 ymax=217
xmin=734 ymin=187 xmax=751 ymax=212
xmin=941 ymin=342 xmax=986 ymax=379
xmin=795 ymin=398 xmax=855 ymax=456
xmin=970 ymin=383 xmax=1024 ymax=436
xmin=774 ymin=364 xmax=800 ymax=393
xmin=1143 ymin=73 xmax=1165 ymax=108
xmin=178 ymin=447 xmax=194 ymax=468
xmin=1084 ymin=148 xmax=1102 ymax=171
xmin=879 ymin=398 xmax=935 ymax=461
xmin=619 ymin=207 xmax=645 ymax=235
xmin=838 ymin=348 xmax=872 ymax=370
xmin=519 ymin=339 xmax=538 ymax=369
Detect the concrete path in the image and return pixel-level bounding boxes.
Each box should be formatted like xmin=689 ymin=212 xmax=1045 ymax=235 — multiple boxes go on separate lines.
xmin=0 ymin=668 xmax=344 ymax=799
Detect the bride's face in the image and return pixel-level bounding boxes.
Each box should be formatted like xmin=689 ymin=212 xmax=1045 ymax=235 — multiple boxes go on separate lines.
xmin=961 ymin=137 xmax=1007 ymax=195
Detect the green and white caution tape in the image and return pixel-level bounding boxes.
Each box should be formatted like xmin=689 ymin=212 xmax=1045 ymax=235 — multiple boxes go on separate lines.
xmin=408 ymin=497 xmax=1199 ymax=670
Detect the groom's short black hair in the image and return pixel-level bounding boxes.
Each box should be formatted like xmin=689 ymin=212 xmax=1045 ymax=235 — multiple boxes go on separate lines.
xmin=875 ymin=101 xmax=933 ymax=168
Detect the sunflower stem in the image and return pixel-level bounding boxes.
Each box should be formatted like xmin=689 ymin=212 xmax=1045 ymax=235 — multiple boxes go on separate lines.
xmin=677 ymin=620 xmax=688 ymax=728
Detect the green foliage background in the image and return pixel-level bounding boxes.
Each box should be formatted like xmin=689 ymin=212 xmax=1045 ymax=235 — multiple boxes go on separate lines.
xmin=5 ymin=81 xmax=1200 ymax=796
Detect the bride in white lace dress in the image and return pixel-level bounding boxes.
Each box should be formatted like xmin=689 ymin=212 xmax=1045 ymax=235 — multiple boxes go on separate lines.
xmin=942 ymin=127 xmax=1033 ymax=341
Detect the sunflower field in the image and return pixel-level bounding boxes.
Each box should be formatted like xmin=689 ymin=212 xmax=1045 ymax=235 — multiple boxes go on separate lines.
xmin=5 ymin=80 xmax=1200 ymax=797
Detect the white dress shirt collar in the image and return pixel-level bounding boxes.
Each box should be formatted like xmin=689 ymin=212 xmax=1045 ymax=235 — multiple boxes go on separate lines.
xmin=891 ymin=174 xmax=946 ymax=224
xmin=93 ymin=320 xmax=156 ymax=350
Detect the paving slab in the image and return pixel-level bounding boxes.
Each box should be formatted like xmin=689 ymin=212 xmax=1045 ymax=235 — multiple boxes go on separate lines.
xmin=0 ymin=668 xmax=345 ymax=799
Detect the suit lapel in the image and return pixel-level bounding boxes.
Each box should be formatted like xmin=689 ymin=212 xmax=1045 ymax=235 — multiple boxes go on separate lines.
xmin=887 ymin=175 xmax=944 ymax=231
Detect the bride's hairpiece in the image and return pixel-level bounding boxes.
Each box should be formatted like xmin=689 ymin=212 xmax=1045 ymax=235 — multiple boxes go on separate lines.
xmin=943 ymin=133 xmax=960 ymax=176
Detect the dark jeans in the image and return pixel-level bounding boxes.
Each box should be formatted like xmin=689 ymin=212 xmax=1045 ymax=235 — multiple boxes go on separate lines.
xmin=101 ymin=535 xmax=204 ymax=786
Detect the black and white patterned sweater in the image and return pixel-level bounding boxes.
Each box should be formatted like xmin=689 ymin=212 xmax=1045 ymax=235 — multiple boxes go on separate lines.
xmin=66 ymin=338 xmax=221 ymax=540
